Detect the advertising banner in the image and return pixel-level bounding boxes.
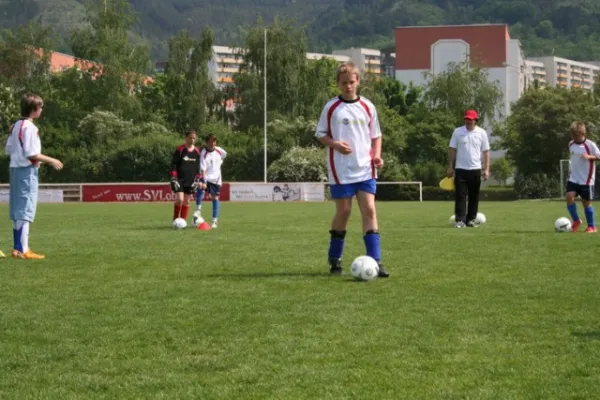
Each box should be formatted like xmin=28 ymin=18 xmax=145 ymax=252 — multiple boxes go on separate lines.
xmin=229 ymin=183 xmax=325 ymax=202
xmin=82 ymin=184 xmax=230 ymax=202
xmin=0 ymin=189 xmax=64 ymax=203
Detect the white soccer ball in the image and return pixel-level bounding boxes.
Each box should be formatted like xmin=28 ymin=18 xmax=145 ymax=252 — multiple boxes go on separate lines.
xmin=449 ymin=214 xmax=456 ymax=225
xmin=193 ymin=216 xmax=205 ymax=227
xmin=554 ymin=217 xmax=572 ymax=232
xmin=173 ymin=217 xmax=187 ymax=229
xmin=350 ymin=256 xmax=379 ymax=281
xmin=476 ymin=212 xmax=487 ymax=224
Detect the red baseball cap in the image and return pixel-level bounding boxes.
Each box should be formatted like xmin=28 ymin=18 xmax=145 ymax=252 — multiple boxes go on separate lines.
xmin=464 ymin=109 xmax=478 ymax=120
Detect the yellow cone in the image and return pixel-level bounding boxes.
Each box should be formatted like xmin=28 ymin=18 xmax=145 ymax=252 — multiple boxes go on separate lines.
xmin=439 ymin=177 xmax=455 ymax=191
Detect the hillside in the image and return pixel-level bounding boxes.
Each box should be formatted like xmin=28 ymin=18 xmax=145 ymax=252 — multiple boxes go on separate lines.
xmin=2 ymin=0 xmax=600 ymax=61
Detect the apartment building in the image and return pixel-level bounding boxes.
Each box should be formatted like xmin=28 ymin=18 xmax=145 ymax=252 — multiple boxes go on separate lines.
xmin=333 ymin=48 xmax=382 ymax=75
xmin=206 ymin=46 xmax=382 ymax=89
xmin=527 ymin=56 xmax=599 ymax=91
xmin=524 ymin=59 xmax=547 ymax=87
xmin=211 ymin=45 xmax=244 ymax=89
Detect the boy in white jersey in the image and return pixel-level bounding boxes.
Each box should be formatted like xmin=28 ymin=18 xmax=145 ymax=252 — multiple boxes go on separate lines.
xmin=315 ymin=62 xmax=389 ymax=278
xmin=194 ymin=133 xmax=227 ymax=228
xmin=565 ymin=121 xmax=600 ymax=232
xmin=5 ymin=94 xmax=63 ymax=259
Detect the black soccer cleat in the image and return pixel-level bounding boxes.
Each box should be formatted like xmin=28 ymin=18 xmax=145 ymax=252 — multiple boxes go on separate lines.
xmin=329 ymin=258 xmax=343 ymax=275
xmin=377 ymin=263 xmax=390 ymax=278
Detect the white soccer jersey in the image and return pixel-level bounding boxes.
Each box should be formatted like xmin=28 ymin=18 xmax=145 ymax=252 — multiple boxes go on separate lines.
xmin=315 ymin=96 xmax=381 ymax=184
xmin=200 ymin=146 xmax=227 ymax=185
xmin=569 ymin=139 xmax=600 ymax=186
xmin=5 ymin=119 xmax=41 ymax=168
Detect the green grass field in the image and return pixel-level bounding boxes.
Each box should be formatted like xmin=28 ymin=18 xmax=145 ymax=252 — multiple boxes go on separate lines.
xmin=1 ymin=201 xmax=600 ymax=399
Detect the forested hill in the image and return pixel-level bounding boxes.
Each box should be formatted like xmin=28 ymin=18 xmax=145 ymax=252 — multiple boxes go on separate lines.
xmin=2 ymin=0 xmax=600 ymax=61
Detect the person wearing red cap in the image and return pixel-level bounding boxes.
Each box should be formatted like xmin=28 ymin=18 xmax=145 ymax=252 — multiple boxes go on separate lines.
xmin=446 ymin=109 xmax=490 ymax=228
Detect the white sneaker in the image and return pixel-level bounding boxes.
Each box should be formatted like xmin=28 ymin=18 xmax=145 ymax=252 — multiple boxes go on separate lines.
xmin=192 ymin=210 xmax=201 ymax=224
xmin=211 ymin=222 xmax=218 ymax=228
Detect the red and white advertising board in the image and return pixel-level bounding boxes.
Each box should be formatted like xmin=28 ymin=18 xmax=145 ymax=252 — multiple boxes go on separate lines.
xmin=82 ymin=183 xmax=230 ymax=202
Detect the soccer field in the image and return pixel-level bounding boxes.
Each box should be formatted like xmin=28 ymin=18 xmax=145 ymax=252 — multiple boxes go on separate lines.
xmin=1 ymin=201 xmax=599 ymax=399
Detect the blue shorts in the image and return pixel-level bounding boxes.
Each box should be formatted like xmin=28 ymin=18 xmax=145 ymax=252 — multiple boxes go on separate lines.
xmin=566 ymin=181 xmax=594 ymax=201
xmin=330 ymin=179 xmax=376 ymax=199
xmin=9 ymin=166 xmax=38 ymax=222
xmin=206 ymin=182 xmax=221 ymax=196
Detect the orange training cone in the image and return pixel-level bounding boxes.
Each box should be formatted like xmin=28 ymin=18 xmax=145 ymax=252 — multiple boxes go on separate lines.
xmin=197 ymin=221 xmax=211 ymax=231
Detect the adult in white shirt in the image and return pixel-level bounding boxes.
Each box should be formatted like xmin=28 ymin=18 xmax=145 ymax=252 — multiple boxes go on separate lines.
xmin=446 ymin=109 xmax=490 ymax=228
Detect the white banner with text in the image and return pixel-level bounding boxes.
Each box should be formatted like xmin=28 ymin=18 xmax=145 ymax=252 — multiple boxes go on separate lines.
xmin=229 ymin=183 xmax=325 ymax=202
xmin=0 ymin=189 xmax=64 ymax=203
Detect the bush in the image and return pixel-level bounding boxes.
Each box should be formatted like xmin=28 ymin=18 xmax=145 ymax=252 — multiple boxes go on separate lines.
xmin=513 ymin=172 xmax=558 ymax=199
xmin=412 ymin=161 xmax=446 ymax=186
xmin=375 ymin=186 xmax=517 ymax=201
xmin=375 ymin=152 xmax=414 ymax=200
xmin=104 ymin=135 xmax=181 ymax=181
xmin=267 ymin=146 xmax=327 ymax=182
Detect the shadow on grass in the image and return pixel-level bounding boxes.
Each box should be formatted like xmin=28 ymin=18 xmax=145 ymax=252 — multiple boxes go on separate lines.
xmin=205 ymin=272 xmax=383 ymax=283
xmin=130 ymin=226 xmax=206 ymax=231
xmin=572 ymin=331 xmax=600 ymax=340
xmin=205 ymin=271 xmax=329 ymax=279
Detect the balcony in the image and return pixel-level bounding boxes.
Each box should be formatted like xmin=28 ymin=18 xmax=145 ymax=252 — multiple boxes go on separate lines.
xmin=365 ymin=67 xmax=381 ymax=74
xmin=219 ymin=66 xmax=239 ymax=73
xmin=217 ymin=57 xmax=242 ymax=64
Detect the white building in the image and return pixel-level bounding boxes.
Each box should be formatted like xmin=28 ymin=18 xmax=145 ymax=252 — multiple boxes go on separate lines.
xmin=524 ymin=59 xmax=547 ymax=87
xmin=332 ymin=48 xmax=382 ymax=76
xmin=527 ymin=56 xmax=599 ymax=91
xmin=393 ymin=24 xmax=527 ymax=120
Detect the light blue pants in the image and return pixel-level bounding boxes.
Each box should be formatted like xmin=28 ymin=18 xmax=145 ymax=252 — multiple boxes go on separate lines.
xmin=9 ymin=166 xmax=38 ymax=223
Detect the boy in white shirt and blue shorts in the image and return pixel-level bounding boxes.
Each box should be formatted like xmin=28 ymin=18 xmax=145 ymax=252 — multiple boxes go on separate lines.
xmin=315 ymin=62 xmax=389 ymax=278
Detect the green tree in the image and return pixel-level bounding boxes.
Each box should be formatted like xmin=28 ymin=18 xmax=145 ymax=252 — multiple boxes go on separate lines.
xmin=495 ymin=86 xmax=600 ymax=176
xmin=300 ymin=57 xmax=339 ymax=120
xmin=490 ymin=157 xmax=514 ymax=186
xmin=422 ymin=61 xmax=504 ymax=125
xmin=0 ymin=22 xmax=54 ymax=92
xmin=234 ymin=17 xmax=312 ymax=130
xmin=70 ymin=0 xmax=151 ymax=119
xmin=154 ymin=28 xmax=215 ymax=133
xmin=403 ymin=104 xmax=457 ymax=165
xmin=372 ymin=77 xmax=423 ymax=116
xmin=0 ymin=83 xmax=19 ymax=134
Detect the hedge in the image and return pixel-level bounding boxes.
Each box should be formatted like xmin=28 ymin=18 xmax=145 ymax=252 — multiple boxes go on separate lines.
xmin=375 ymin=186 xmax=517 ymax=201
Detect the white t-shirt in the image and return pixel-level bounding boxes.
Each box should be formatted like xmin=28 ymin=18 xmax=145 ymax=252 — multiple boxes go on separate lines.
xmin=200 ymin=146 xmax=227 ymax=185
xmin=5 ymin=119 xmax=41 ymax=168
xmin=449 ymin=125 xmax=490 ymax=170
xmin=569 ymin=139 xmax=600 ymax=186
xmin=315 ymin=96 xmax=381 ymax=185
